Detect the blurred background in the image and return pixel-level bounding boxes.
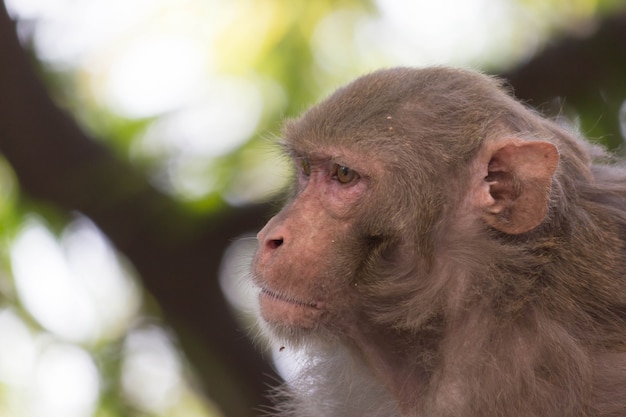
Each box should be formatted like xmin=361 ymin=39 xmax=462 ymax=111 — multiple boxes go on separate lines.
xmin=0 ymin=0 xmax=625 ymax=416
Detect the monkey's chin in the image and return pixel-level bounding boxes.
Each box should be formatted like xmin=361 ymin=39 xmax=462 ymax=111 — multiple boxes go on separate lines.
xmin=258 ymin=289 xmax=323 ymax=330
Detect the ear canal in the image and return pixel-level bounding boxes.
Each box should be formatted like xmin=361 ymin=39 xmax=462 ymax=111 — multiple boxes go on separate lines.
xmin=481 ymin=140 xmax=559 ymax=234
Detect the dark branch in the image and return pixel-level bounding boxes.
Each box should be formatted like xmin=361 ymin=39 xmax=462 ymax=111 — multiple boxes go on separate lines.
xmin=502 ymin=12 xmax=626 ymax=103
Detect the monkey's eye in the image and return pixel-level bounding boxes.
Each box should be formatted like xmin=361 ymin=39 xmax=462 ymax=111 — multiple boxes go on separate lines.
xmin=299 ymin=158 xmax=311 ymax=176
xmin=335 ymin=165 xmax=358 ymax=184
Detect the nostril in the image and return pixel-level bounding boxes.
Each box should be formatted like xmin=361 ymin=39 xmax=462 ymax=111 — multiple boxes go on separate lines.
xmin=267 ymin=238 xmax=283 ymax=250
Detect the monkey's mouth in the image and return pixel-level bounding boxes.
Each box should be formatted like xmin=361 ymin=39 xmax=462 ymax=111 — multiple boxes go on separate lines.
xmin=260 ymin=287 xmax=320 ymax=309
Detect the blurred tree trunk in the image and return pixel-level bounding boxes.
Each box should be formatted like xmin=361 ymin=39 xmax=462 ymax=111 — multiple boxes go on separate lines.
xmin=0 ymin=1 xmax=625 ymax=415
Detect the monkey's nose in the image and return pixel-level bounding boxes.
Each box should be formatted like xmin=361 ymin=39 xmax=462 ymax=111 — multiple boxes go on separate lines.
xmin=257 ymin=216 xmax=288 ymax=253
xmin=266 ymin=238 xmax=283 ymax=250
xmin=257 ymin=228 xmax=284 ymax=252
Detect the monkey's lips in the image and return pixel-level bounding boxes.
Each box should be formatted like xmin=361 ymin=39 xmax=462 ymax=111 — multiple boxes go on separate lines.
xmin=260 ymin=287 xmax=320 ymax=308
xmin=259 ymin=286 xmax=323 ymax=328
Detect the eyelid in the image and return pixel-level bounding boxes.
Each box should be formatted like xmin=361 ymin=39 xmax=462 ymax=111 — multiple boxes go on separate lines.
xmin=294 ymin=155 xmax=362 ymax=184
xmin=296 ymin=156 xmax=311 ymax=176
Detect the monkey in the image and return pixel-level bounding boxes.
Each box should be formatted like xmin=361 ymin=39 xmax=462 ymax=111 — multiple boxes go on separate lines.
xmin=250 ymin=67 xmax=626 ymax=417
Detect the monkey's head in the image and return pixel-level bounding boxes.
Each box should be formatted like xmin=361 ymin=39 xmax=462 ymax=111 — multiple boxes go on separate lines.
xmin=252 ymin=67 xmax=563 ymax=343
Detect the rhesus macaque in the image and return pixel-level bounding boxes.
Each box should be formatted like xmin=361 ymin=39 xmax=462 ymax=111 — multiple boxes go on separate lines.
xmin=251 ymin=67 xmax=626 ymax=417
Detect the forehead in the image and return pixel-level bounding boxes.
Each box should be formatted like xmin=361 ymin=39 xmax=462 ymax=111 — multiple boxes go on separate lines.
xmin=281 ymin=67 xmax=504 ymax=177
xmin=281 ymin=100 xmax=412 ymax=167
xmin=282 ymin=105 xmax=473 ymax=179
xmin=283 ymin=73 xmax=410 ymax=148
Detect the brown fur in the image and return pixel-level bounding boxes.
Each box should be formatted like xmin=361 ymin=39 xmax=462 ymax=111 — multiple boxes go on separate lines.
xmin=251 ymin=67 xmax=626 ymax=417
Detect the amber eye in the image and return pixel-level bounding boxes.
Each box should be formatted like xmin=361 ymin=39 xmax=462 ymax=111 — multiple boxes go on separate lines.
xmin=336 ymin=165 xmax=357 ymax=184
xmin=300 ymin=158 xmax=311 ymax=176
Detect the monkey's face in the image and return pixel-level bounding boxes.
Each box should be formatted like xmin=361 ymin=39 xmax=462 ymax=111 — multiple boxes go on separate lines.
xmin=252 ymin=151 xmax=377 ymax=339
xmin=251 ymin=67 xmax=561 ymax=344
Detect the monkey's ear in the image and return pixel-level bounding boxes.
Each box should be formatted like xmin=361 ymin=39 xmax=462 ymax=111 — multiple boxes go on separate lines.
xmin=476 ymin=139 xmax=559 ymax=234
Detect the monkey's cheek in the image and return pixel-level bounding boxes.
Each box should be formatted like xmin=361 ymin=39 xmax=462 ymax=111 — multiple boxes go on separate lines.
xmin=258 ymin=293 xmax=322 ymax=329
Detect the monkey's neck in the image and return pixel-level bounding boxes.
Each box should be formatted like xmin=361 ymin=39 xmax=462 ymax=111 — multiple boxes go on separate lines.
xmin=347 ymin=326 xmax=434 ymax=415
